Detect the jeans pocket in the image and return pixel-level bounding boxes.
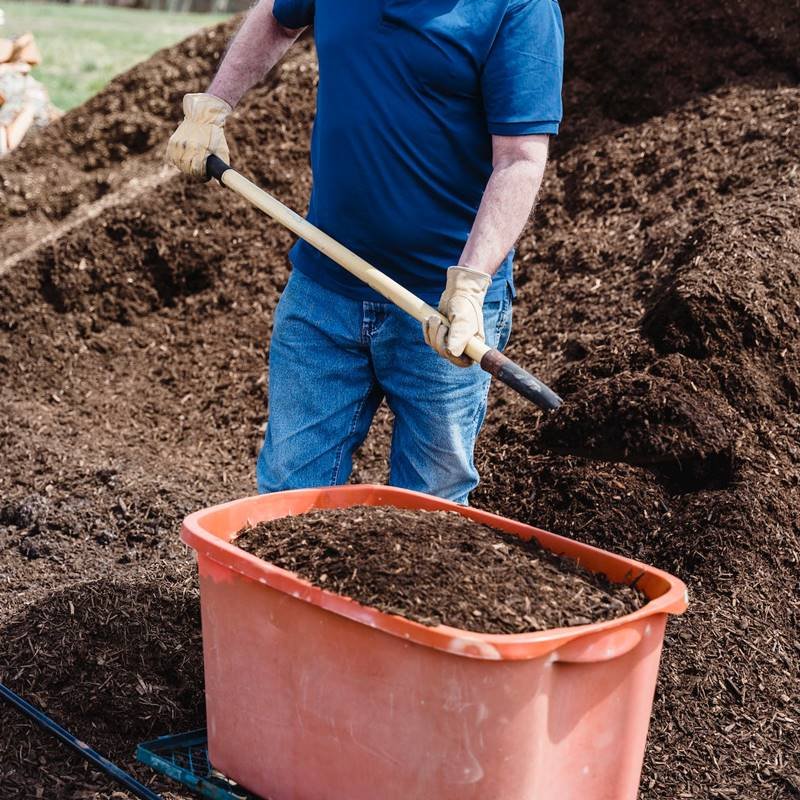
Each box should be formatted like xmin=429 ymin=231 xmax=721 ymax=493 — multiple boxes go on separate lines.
xmin=493 ymin=285 xmax=513 ymax=352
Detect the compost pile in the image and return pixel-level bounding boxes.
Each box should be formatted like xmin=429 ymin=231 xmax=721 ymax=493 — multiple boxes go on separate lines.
xmin=0 ymin=565 xmax=204 ymax=799
xmin=235 ymin=506 xmax=644 ymax=632
xmin=1 ymin=1 xmax=799 ymax=798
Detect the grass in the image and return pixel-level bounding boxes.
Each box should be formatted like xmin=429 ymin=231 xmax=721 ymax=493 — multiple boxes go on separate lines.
xmin=1 ymin=1 xmax=231 ymax=110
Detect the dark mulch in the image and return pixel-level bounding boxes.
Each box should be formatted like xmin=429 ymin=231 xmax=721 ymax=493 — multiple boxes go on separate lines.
xmin=1 ymin=2 xmax=799 ymax=798
xmin=0 ymin=564 xmax=204 ymax=800
xmin=234 ymin=505 xmax=644 ymax=633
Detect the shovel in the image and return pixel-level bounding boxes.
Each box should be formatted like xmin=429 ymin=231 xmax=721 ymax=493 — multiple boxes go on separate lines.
xmin=206 ymin=155 xmax=562 ymax=412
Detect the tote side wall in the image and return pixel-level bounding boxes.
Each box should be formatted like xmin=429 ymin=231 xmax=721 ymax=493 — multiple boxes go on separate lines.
xmin=198 ymin=556 xmax=667 ymax=800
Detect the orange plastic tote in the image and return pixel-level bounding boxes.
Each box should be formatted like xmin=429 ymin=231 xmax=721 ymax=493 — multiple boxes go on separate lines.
xmin=181 ymin=484 xmax=688 ymax=800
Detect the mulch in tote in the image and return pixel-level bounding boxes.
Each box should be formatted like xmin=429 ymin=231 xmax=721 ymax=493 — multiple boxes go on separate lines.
xmin=0 ymin=1 xmax=799 ymax=798
xmin=234 ymin=505 xmax=644 ymax=633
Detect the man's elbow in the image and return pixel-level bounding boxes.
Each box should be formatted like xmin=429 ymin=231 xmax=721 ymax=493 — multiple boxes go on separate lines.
xmin=492 ymin=154 xmax=548 ymax=184
xmin=277 ymin=22 xmax=307 ymax=39
xmin=491 ymin=134 xmax=549 ymax=173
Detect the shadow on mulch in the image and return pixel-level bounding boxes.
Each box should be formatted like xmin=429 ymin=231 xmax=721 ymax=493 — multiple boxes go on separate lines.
xmin=0 ymin=564 xmax=204 ymax=800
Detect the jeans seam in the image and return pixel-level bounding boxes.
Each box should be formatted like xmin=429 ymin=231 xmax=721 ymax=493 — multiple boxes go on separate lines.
xmin=469 ymin=375 xmax=492 ymax=434
xmin=472 ymin=288 xmax=511 ymax=434
xmin=363 ymin=303 xmax=392 ymax=342
xmin=493 ymin=287 xmax=511 ymax=345
xmin=372 ymin=310 xmax=392 ymax=337
xmin=330 ymin=385 xmax=375 ymax=486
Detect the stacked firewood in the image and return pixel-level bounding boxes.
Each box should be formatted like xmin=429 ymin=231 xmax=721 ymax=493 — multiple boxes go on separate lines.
xmin=0 ymin=33 xmax=60 ymax=154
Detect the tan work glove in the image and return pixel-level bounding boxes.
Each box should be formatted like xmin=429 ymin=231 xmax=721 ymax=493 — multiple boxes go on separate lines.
xmin=165 ymin=93 xmax=232 ymax=180
xmin=423 ymin=266 xmax=492 ymax=367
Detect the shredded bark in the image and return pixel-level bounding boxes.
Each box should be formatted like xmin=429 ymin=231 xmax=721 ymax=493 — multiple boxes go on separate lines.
xmin=234 ymin=505 xmax=645 ymax=634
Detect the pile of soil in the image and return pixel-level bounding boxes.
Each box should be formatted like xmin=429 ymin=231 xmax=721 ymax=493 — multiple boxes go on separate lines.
xmin=1 ymin=1 xmax=799 ymax=798
xmin=538 ymin=370 xmax=738 ymax=490
xmin=0 ymin=564 xmax=203 ymax=800
xmin=0 ymin=18 xmax=241 ymax=258
xmin=235 ymin=506 xmax=644 ymax=633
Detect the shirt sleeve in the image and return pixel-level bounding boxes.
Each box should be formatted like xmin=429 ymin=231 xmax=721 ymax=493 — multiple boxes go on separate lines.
xmin=481 ymin=0 xmax=564 ymax=135
xmin=272 ymin=0 xmax=315 ymax=29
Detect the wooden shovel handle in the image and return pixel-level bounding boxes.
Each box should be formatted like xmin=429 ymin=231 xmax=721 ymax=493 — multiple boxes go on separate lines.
xmin=206 ymin=155 xmax=562 ymax=411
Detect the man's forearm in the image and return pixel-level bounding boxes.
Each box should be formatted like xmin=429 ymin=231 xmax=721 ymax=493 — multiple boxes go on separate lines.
xmin=208 ymin=0 xmax=303 ymax=109
xmin=459 ymin=134 xmax=549 ymax=276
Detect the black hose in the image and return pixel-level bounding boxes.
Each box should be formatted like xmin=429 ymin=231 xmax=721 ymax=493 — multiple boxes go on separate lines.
xmin=0 ymin=682 xmax=163 ymax=800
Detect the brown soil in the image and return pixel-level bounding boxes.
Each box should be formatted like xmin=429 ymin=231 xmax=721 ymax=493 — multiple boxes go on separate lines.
xmin=0 ymin=565 xmax=204 ymax=800
xmin=0 ymin=19 xmax=241 ymax=260
xmin=1 ymin=2 xmax=799 ymax=798
xmin=234 ymin=506 xmax=644 ymax=633
xmin=538 ymin=370 xmax=738 ymax=489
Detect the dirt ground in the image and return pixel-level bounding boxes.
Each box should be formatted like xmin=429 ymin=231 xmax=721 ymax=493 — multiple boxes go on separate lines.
xmin=1 ymin=2 xmax=799 ymax=798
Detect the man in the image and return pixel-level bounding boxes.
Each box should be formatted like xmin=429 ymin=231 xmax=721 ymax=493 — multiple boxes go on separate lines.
xmin=167 ymin=0 xmax=564 ymax=504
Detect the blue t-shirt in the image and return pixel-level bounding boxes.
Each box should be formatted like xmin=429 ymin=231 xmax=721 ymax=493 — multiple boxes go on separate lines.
xmin=273 ymin=0 xmax=564 ymax=304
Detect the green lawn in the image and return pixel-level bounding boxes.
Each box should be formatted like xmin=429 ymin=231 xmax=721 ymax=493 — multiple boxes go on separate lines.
xmin=1 ymin=1 xmax=231 ymax=110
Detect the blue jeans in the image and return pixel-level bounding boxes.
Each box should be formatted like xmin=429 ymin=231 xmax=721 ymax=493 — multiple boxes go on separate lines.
xmin=257 ymin=270 xmax=513 ymax=504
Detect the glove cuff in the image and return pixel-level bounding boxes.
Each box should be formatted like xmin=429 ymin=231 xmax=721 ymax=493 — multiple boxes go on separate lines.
xmin=183 ymin=92 xmax=232 ymax=126
xmin=446 ymin=265 xmax=492 ymax=296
